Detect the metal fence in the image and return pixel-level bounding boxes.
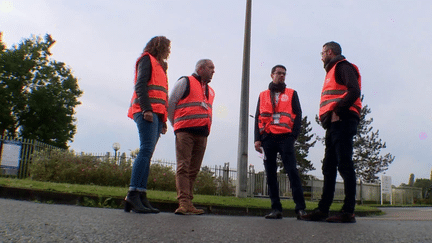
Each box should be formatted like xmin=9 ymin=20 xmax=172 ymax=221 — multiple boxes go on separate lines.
xmin=145 ymin=160 xmax=423 ymax=204
xmin=0 ymin=135 xmax=59 ymax=178
xmin=1 ymin=140 xmax=423 ymax=204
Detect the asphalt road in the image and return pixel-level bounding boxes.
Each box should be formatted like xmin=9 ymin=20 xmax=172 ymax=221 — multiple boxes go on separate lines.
xmin=1 ymin=198 xmax=431 ymax=243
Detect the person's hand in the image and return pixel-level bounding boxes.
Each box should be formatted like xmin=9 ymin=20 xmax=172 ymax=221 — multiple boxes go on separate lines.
xmin=143 ymin=111 xmax=153 ymax=122
xmin=254 ymin=141 xmax=262 ymax=153
xmin=331 ymin=112 xmax=340 ymax=122
xmin=161 ymin=123 xmax=167 ymax=134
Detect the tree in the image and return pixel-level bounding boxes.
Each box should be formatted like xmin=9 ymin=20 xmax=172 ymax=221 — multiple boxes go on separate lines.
xmin=129 ymin=148 xmax=140 ymax=159
xmin=408 ymin=173 xmax=415 ymax=186
xmin=278 ymin=116 xmax=317 ymax=182
xmin=0 ymin=33 xmax=82 ymax=148
xmin=353 ymin=98 xmax=395 ymax=183
xmin=413 ymin=178 xmax=432 ymax=198
xmin=315 ymin=96 xmax=395 ymax=183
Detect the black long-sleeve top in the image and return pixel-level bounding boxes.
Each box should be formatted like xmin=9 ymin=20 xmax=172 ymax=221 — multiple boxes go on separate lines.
xmin=254 ymin=90 xmax=302 ymax=142
xmin=135 ymin=55 xmax=153 ymax=112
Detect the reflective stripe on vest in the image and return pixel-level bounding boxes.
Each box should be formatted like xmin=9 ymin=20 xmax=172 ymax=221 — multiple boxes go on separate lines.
xmin=173 ymin=76 xmax=215 ymax=132
xmin=319 ymin=59 xmax=362 ymax=120
xmin=127 ymin=52 xmax=168 ymax=122
xmin=258 ymin=88 xmax=296 ymax=135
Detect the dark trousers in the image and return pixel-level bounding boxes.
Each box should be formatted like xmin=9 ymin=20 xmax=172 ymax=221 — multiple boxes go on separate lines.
xmin=318 ymin=118 xmax=358 ymax=214
xmin=262 ymin=135 xmax=306 ymax=213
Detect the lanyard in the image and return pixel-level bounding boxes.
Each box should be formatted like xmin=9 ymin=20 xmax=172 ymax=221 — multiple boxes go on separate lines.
xmin=201 ymin=83 xmax=209 ymax=110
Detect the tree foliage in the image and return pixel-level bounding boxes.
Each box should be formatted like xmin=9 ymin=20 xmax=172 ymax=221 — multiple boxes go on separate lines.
xmin=353 ymin=99 xmax=395 ymax=183
xmin=408 ymin=173 xmax=415 ymax=186
xmin=278 ymin=116 xmax=317 ymax=182
xmin=413 ymin=178 xmax=432 ymax=198
xmin=0 ymin=33 xmax=82 ymax=148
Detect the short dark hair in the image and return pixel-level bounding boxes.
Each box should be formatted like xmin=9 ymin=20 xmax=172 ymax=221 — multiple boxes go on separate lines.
xmin=195 ymin=59 xmax=212 ymax=72
xmin=271 ymin=65 xmax=286 ymax=74
xmin=323 ymin=41 xmax=342 ymax=55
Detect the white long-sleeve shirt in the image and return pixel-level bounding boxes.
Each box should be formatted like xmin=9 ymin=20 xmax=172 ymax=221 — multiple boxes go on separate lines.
xmin=167 ymin=76 xmax=188 ymax=126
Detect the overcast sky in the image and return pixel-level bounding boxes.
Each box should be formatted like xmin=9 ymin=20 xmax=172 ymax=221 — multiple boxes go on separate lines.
xmin=1 ymin=0 xmax=431 ymax=187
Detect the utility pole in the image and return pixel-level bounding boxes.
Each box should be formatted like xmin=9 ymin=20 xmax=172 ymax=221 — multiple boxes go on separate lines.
xmin=236 ymin=0 xmax=252 ymax=198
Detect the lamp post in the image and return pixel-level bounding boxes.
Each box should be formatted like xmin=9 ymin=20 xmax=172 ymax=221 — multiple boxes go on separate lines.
xmin=112 ymin=143 xmax=120 ymax=163
xmin=236 ymin=0 xmax=252 ymax=198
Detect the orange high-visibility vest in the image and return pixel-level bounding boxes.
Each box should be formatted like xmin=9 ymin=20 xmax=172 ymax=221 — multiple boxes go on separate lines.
xmin=173 ymin=76 xmax=215 ymax=132
xmin=127 ymin=52 xmax=168 ymax=122
xmin=258 ymin=88 xmax=296 ymax=135
xmin=319 ymin=59 xmax=362 ymax=121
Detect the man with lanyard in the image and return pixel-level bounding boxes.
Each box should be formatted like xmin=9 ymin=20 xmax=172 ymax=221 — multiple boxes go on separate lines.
xmin=168 ymin=59 xmax=215 ymax=215
xmin=254 ymin=64 xmax=307 ymax=220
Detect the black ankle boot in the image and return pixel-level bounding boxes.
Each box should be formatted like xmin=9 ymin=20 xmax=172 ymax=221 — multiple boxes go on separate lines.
xmin=124 ymin=191 xmax=152 ymax=213
xmin=140 ymin=192 xmax=160 ymax=213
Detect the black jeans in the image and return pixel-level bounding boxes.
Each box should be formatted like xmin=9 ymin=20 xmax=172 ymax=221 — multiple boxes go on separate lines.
xmin=318 ymin=118 xmax=358 ymax=214
xmin=262 ymin=135 xmax=306 ymax=213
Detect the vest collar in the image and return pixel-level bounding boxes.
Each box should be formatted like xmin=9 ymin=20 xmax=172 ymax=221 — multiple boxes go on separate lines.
xmin=324 ymin=55 xmax=345 ymax=72
xmin=192 ymin=73 xmax=204 ymax=84
xmin=268 ymin=81 xmax=286 ymax=93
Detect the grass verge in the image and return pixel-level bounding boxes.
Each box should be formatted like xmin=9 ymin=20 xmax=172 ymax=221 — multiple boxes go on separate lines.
xmin=0 ymin=177 xmax=377 ymax=213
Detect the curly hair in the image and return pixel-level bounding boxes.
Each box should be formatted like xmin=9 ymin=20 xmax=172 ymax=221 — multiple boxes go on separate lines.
xmin=143 ymin=36 xmax=171 ymax=72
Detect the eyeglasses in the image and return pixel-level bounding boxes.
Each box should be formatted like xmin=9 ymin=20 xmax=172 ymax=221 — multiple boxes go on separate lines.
xmin=320 ymin=49 xmax=329 ymax=56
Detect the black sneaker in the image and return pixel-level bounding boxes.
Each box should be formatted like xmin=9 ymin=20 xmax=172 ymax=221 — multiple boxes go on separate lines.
xmin=302 ymin=208 xmax=328 ymax=221
xmin=297 ymin=210 xmax=307 ymax=220
xmin=326 ymin=211 xmax=356 ymax=223
xmin=265 ymin=210 xmax=283 ymax=219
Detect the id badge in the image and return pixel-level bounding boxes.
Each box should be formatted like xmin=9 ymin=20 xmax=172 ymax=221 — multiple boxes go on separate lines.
xmin=273 ymin=114 xmax=280 ymax=124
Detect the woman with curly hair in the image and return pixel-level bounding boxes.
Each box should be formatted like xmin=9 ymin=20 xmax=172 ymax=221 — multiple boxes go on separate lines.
xmin=125 ymin=36 xmax=171 ymax=213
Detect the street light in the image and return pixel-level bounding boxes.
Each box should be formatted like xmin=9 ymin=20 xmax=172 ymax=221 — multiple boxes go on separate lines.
xmin=236 ymin=0 xmax=252 ymax=198
xmin=112 ymin=142 xmax=120 ymax=163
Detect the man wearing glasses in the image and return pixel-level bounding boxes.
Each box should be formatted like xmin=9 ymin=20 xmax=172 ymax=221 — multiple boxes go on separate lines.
xmin=254 ymin=65 xmax=307 ymax=220
xmin=304 ymin=41 xmax=361 ymax=223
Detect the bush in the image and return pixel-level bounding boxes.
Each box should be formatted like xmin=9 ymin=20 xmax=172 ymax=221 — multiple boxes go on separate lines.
xmin=147 ymin=164 xmax=176 ymax=191
xmin=30 ymin=149 xmax=132 ymax=187
xmin=216 ymin=177 xmax=236 ymax=196
xmin=29 ymin=149 xmax=230 ymax=195
xmin=415 ymin=198 xmax=432 ymax=205
xmin=194 ymin=170 xmax=217 ymax=195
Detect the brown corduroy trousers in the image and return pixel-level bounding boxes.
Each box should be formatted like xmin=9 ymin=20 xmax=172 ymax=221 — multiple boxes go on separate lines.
xmin=175 ymin=132 xmax=207 ymax=202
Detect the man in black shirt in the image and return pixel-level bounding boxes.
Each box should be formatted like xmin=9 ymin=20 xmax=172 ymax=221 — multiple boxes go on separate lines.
xmin=254 ymin=65 xmax=307 ymax=220
xmin=304 ymin=41 xmax=361 ymax=223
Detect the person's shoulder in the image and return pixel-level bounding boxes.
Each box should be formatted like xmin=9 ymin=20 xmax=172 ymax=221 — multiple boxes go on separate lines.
xmin=336 ymin=59 xmax=355 ymax=68
xmin=336 ymin=60 xmax=359 ymax=74
xmin=137 ymin=54 xmax=151 ymax=65
xmin=177 ymin=76 xmax=189 ymax=81
xmin=283 ymin=87 xmax=297 ymax=95
xmin=258 ymin=89 xmax=269 ymax=98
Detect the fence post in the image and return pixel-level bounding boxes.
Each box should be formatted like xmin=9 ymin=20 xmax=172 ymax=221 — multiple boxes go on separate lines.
xmin=248 ymin=164 xmax=255 ymax=197
xmin=223 ymin=162 xmax=229 ymax=183
xmin=310 ymin=178 xmax=314 ymax=201
xmin=19 ymin=138 xmax=33 ymax=179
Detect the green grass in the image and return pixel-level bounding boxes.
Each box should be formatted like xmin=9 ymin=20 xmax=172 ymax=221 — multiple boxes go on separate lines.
xmin=0 ymin=177 xmax=376 ymax=212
